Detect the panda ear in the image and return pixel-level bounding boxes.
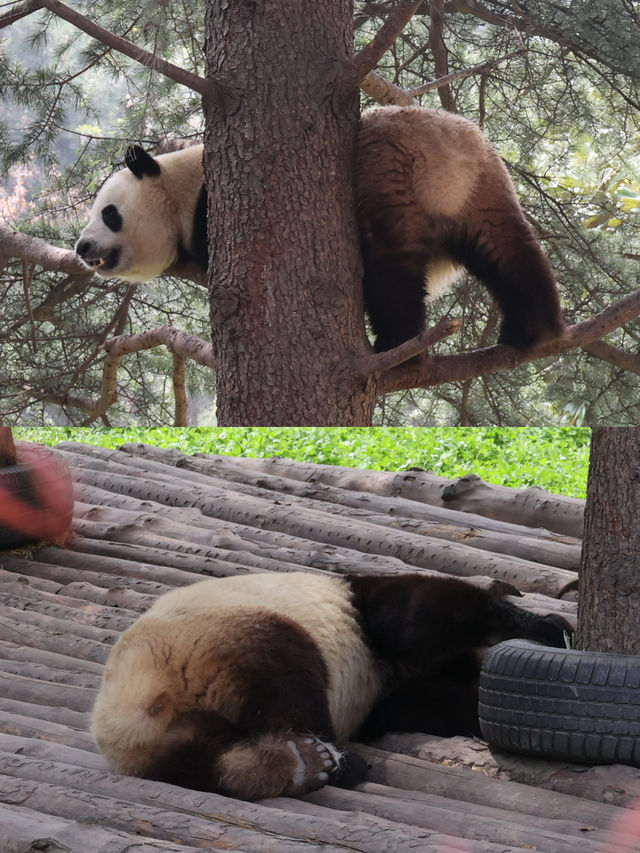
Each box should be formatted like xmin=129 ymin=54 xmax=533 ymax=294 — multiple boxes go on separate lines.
xmin=124 ymin=145 xmax=161 ymax=180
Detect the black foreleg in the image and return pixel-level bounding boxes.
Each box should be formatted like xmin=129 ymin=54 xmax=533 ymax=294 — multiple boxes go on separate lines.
xmin=348 ymin=574 xmax=570 ymax=669
xmin=349 ymin=574 xmax=571 ymax=742
xmin=357 ymin=654 xmax=483 ymax=740
xmin=362 ymin=252 xmax=428 ymax=352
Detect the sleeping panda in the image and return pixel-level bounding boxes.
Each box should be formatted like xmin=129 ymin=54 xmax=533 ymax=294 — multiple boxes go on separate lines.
xmin=91 ymin=570 xmax=571 ymax=800
xmin=75 ymin=105 xmax=565 ymax=350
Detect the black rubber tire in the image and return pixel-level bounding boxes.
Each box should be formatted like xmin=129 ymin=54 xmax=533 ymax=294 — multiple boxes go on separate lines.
xmin=479 ymin=639 xmax=640 ymax=766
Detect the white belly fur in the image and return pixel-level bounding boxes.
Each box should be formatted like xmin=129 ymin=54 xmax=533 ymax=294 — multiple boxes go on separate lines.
xmin=425 ymin=258 xmax=463 ymax=300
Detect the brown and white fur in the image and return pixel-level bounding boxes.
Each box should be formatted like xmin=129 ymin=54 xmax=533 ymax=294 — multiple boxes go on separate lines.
xmin=356 ymin=106 xmax=565 ymax=351
xmin=76 ymin=107 xmax=564 ymax=351
xmin=91 ymin=571 xmax=571 ymax=800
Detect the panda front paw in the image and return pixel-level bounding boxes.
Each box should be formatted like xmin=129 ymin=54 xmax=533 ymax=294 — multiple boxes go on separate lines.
xmin=536 ymin=613 xmax=574 ymax=649
xmin=332 ymin=748 xmax=369 ymax=789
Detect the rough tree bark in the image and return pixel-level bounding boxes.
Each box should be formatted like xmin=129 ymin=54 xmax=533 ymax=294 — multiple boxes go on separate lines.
xmin=577 ymin=427 xmax=640 ymax=653
xmin=203 ymin=0 xmax=374 ymax=425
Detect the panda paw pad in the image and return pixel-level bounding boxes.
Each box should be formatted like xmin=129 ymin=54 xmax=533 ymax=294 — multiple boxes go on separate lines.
xmin=284 ymin=735 xmax=342 ymax=795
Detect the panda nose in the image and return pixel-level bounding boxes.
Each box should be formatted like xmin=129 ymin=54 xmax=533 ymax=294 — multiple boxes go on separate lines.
xmin=76 ymin=238 xmax=95 ymax=258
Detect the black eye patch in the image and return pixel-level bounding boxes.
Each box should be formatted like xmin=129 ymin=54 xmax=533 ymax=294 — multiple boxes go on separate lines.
xmin=101 ymin=204 xmax=123 ymax=232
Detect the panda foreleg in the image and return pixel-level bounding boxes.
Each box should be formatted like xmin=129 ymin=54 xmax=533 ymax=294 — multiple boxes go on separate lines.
xmin=363 ymin=252 xmax=428 ymax=353
xmin=349 ymin=574 xmax=571 ymax=740
xmin=357 ymin=655 xmax=482 ymax=741
xmin=348 ymin=574 xmax=572 ymax=668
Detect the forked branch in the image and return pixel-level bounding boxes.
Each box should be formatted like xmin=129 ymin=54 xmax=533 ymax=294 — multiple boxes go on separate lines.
xmin=104 ymin=325 xmax=214 ymax=368
xmin=353 ymin=318 xmax=462 ymax=377
xmin=350 ymin=0 xmax=425 ymax=83
xmin=42 ymin=325 xmax=213 ymax=425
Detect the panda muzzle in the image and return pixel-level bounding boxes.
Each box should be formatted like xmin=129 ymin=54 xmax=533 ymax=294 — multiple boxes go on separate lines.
xmin=76 ymin=240 xmax=120 ymax=272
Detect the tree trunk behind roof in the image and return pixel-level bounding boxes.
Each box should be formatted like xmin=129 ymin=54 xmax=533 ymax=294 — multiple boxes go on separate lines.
xmin=578 ymin=426 xmax=640 ymax=653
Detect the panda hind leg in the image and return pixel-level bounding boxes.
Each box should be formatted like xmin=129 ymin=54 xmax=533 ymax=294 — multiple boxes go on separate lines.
xmin=218 ymin=732 xmax=346 ymax=799
xmin=146 ymin=614 xmax=356 ymax=799
xmin=452 ymin=182 xmax=566 ymax=349
xmin=146 ymin=712 xmax=345 ymax=799
xmin=219 ymin=617 xmax=357 ymax=798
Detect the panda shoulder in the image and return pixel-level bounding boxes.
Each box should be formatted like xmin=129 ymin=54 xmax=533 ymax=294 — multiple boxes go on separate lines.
xmin=154 ymin=143 xmax=205 ymax=177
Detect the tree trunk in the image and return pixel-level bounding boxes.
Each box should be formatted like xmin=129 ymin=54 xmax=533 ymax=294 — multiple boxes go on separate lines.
xmin=204 ymin=0 xmax=375 ymax=425
xmin=577 ymin=427 xmax=640 ymax=653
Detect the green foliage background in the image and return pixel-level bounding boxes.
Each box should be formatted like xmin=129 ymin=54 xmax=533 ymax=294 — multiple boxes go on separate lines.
xmin=15 ymin=426 xmax=590 ymax=498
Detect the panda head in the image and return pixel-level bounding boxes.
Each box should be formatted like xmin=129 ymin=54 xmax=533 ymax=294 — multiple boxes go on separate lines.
xmin=75 ymin=146 xmax=180 ymax=282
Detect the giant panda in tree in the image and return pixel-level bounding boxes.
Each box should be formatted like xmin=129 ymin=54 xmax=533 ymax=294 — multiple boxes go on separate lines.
xmin=91 ymin=571 xmax=571 ymax=800
xmin=75 ymin=106 xmax=565 ymax=352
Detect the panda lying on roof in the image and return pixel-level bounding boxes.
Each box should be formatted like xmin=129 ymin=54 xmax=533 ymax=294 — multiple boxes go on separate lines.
xmin=75 ymin=106 xmax=565 ymax=353
xmin=92 ymin=571 xmax=570 ymax=800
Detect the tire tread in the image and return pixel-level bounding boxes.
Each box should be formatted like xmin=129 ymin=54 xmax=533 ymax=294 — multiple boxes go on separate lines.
xmin=479 ymin=640 xmax=640 ymax=766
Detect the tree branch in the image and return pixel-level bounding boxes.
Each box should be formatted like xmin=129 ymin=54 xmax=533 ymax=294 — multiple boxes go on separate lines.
xmin=0 ymin=226 xmax=86 ymax=276
xmin=12 ymin=0 xmax=211 ymax=95
xmin=377 ymin=288 xmax=640 ymax=394
xmin=582 ymin=340 xmax=640 ymax=377
xmin=172 ymin=353 xmax=188 ymax=426
xmin=449 ymin=0 xmax=636 ymax=84
xmin=2 ymin=274 xmax=95 ymax=341
xmin=409 ymin=47 xmax=524 ymax=97
xmin=350 ymin=0 xmax=425 ymax=83
xmin=428 ymin=0 xmax=455 ymax=111
xmin=40 ymin=388 xmax=109 ymax=418
xmin=360 ymin=71 xmax=415 ymax=105
xmin=40 ymin=325 xmax=213 ymax=423
xmin=353 ymin=317 xmax=462 ymax=377
xmin=0 ymin=0 xmax=44 ymax=29
xmin=104 ymin=324 xmax=214 ymax=367
xmin=0 ymin=226 xmax=206 ymax=287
